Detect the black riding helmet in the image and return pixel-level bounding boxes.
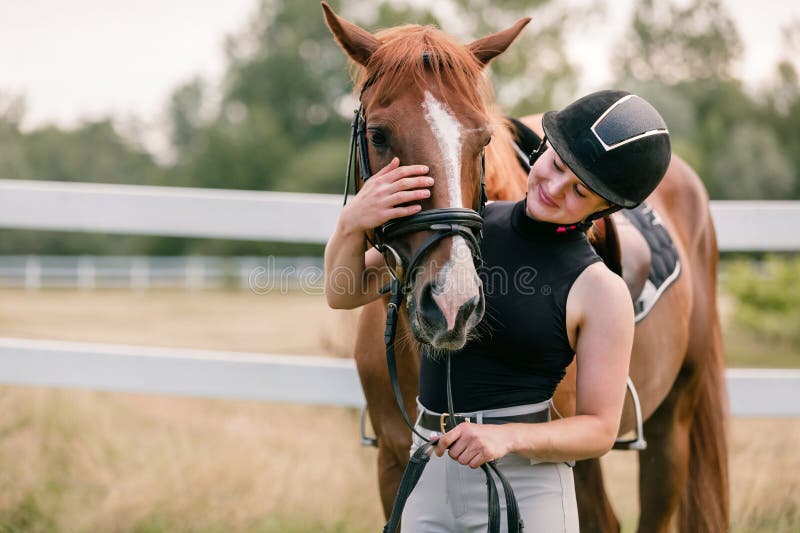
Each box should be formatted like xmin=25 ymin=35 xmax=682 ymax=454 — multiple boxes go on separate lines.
xmin=532 ymin=90 xmax=671 ymax=209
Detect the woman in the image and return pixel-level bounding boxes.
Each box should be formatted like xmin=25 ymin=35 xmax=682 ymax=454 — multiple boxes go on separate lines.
xmin=325 ymin=90 xmax=671 ymax=532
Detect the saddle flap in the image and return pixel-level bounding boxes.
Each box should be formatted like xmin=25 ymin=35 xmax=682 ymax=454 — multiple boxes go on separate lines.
xmin=615 ymin=204 xmax=681 ymax=322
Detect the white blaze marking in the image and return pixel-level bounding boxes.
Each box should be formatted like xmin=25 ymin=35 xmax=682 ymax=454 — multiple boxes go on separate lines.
xmin=422 ymin=91 xmax=480 ymax=332
xmin=422 ymin=91 xmax=463 ymax=207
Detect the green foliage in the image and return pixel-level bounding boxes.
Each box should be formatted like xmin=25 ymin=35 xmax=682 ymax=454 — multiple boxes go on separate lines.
xmin=613 ymin=1 xmax=800 ymax=200
xmin=614 ymin=0 xmax=743 ymax=83
xmin=711 ymin=123 xmax=796 ymax=199
xmin=724 ymin=256 xmax=800 ymax=347
xmin=2 ymin=0 xmax=800 ymax=255
xmin=168 ymin=77 xmax=207 ymax=154
xmin=440 ymin=0 xmax=589 ymax=113
xmin=0 ymin=493 xmax=57 ymax=533
xmin=0 ymin=95 xmax=33 ymax=180
xmin=177 ymin=106 xmax=292 ymax=191
xmin=22 ymin=121 xmax=164 ymax=185
xmin=222 ymin=0 xmax=351 ymax=146
xmin=167 ymin=0 xmax=586 ymax=194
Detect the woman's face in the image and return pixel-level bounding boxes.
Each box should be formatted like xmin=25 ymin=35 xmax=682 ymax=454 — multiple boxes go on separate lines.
xmin=525 ymin=144 xmax=610 ymax=225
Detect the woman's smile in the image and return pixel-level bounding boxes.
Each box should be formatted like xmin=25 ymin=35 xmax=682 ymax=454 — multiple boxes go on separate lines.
xmin=537 ymin=184 xmax=559 ymax=208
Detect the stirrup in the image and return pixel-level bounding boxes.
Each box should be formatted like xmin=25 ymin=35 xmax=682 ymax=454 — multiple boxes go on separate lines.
xmin=613 ymin=376 xmax=647 ymax=451
xmin=360 ymin=406 xmax=378 ymax=447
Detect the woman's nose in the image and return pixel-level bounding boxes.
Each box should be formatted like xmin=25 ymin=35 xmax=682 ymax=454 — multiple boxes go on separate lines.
xmin=546 ymin=173 xmax=570 ymax=198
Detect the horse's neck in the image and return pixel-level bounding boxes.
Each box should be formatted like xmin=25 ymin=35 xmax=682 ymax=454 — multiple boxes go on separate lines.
xmin=588 ymin=217 xmax=622 ymax=276
xmin=485 ymin=111 xmax=528 ymax=201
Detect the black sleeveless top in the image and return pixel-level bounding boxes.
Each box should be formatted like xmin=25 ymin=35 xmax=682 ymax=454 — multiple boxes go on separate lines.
xmin=419 ymin=199 xmax=603 ymax=412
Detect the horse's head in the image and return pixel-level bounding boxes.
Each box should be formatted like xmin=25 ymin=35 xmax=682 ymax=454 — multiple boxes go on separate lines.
xmin=324 ymin=3 xmax=529 ymax=351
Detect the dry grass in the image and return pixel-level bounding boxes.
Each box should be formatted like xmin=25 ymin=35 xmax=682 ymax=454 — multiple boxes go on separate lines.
xmin=0 ymin=388 xmax=381 ymax=532
xmin=0 ymin=289 xmax=797 ymax=531
xmin=0 ymin=288 xmax=358 ymax=356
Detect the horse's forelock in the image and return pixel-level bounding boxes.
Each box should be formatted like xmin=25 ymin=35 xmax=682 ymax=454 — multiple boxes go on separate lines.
xmin=355 ymin=25 xmax=491 ymax=114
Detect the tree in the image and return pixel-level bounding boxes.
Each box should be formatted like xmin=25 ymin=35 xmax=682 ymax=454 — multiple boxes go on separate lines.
xmin=614 ymin=0 xmax=742 ymax=84
xmin=168 ymin=77 xmax=207 ymax=156
xmin=168 ymin=0 xmax=589 ymax=194
xmin=766 ymin=20 xmax=800 ymax=197
xmin=711 ymin=123 xmax=795 ymax=200
xmin=610 ymin=0 xmax=800 ymax=200
xmin=0 ymin=94 xmax=33 ymax=180
xmin=21 ymin=120 xmax=163 ymax=185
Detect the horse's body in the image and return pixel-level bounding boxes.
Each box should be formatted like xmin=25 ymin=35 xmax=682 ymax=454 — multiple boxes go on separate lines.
xmin=323 ymin=5 xmax=728 ymax=532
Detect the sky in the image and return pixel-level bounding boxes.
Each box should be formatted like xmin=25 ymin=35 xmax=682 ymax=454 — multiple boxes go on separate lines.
xmin=0 ymin=0 xmax=797 ymax=154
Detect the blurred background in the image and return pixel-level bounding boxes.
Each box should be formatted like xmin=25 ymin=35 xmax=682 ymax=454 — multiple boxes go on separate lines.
xmin=0 ymin=0 xmax=798 ymax=531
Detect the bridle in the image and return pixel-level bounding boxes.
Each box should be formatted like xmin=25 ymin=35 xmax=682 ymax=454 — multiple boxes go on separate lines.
xmin=343 ymin=99 xmax=524 ymax=533
xmin=343 ymin=105 xmax=487 ymax=295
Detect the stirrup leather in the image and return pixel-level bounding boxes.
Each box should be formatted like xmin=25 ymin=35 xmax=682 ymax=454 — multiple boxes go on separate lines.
xmin=360 ymin=406 xmax=378 ymax=447
xmin=613 ymin=376 xmax=647 ymax=450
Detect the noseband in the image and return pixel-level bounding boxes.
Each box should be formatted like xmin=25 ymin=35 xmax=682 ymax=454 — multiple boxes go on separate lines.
xmin=343 ymin=103 xmax=523 ymax=533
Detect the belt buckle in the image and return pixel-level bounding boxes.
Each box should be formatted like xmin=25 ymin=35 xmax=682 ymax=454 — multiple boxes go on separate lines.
xmin=439 ymin=413 xmax=449 ymax=434
xmin=439 ymin=413 xmax=470 ymax=433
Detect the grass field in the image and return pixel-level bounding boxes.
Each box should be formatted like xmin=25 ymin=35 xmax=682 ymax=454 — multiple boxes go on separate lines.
xmin=0 ymin=289 xmax=797 ymax=532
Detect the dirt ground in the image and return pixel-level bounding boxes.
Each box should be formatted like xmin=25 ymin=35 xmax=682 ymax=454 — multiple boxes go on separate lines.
xmin=0 ymin=289 xmax=797 ymax=531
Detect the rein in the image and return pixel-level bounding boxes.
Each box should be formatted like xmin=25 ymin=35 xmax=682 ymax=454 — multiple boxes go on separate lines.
xmin=343 ymin=104 xmax=524 ymax=533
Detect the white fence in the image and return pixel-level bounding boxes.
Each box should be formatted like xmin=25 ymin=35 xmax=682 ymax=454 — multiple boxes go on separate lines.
xmin=3 ymin=179 xmax=800 ymax=250
xmin=1 ymin=337 xmax=798 ymax=417
xmin=1 ymin=179 xmax=799 ymax=415
xmin=0 ymin=255 xmax=324 ymax=290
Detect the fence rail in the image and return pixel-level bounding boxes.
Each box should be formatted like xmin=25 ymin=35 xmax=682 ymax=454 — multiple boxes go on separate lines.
xmin=2 ymin=179 xmax=800 ymax=251
xmin=0 ymin=255 xmax=324 ymax=290
xmin=1 ymin=337 xmax=798 ymax=416
xmin=1 ymin=179 xmax=798 ymax=417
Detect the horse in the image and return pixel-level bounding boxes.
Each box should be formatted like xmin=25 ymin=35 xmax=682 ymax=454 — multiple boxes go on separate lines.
xmin=322 ymin=4 xmax=728 ymax=532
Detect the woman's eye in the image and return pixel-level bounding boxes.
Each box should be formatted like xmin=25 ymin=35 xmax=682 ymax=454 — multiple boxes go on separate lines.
xmin=573 ymin=184 xmax=586 ymax=198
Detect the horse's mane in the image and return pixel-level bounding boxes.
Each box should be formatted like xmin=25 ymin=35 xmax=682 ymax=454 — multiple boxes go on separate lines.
xmin=353 ymin=24 xmax=527 ymax=201
xmin=485 ymin=118 xmax=528 ymax=201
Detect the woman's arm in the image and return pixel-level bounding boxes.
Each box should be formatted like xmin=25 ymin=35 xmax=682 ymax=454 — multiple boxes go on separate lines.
xmin=434 ymin=263 xmax=634 ymax=467
xmin=324 ymin=158 xmax=434 ymax=309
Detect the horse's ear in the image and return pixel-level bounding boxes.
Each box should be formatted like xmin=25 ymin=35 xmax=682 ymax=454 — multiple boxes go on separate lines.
xmin=321 ymin=2 xmax=379 ymax=66
xmin=468 ymin=17 xmax=532 ymax=66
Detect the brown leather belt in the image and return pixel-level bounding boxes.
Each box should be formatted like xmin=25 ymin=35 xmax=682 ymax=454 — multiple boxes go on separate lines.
xmin=418 ymin=408 xmax=550 ymax=434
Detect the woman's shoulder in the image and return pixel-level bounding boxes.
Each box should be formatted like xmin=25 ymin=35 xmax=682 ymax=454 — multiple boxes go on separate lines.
xmin=568 ymin=262 xmax=633 ymax=318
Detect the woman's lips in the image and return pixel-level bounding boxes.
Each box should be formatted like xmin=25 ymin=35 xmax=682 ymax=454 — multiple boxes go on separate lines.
xmin=538 ymin=185 xmax=558 ymax=207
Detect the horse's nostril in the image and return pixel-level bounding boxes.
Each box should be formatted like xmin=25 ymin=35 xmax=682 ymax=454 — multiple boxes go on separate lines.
xmin=458 ymin=295 xmax=478 ymax=322
xmin=418 ymin=282 xmax=444 ymax=329
xmin=420 ymin=280 xmax=483 ymax=335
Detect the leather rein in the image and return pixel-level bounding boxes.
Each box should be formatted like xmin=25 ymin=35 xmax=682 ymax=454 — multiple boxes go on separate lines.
xmin=343 ymin=103 xmax=524 ymax=533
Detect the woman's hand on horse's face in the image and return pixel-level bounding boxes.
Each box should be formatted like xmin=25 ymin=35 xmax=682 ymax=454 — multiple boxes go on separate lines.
xmin=434 ymin=422 xmax=512 ymax=469
xmin=343 ymin=157 xmax=434 ymax=232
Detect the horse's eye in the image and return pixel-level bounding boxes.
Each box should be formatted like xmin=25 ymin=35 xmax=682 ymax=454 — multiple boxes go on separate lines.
xmin=369 ymin=128 xmax=388 ymax=147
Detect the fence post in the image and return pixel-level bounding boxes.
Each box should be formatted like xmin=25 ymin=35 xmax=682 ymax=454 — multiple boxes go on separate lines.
xmin=24 ymin=256 xmax=41 ymax=291
xmin=130 ymin=257 xmax=150 ymax=290
xmin=77 ymin=256 xmax=96 ymax=291
xmin=185 ymin=256 xmax=204 ymax=290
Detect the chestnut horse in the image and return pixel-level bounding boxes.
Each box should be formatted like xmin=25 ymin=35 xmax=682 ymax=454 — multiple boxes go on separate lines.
xmin=322 ymin=4 xmax=728 ymax=532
